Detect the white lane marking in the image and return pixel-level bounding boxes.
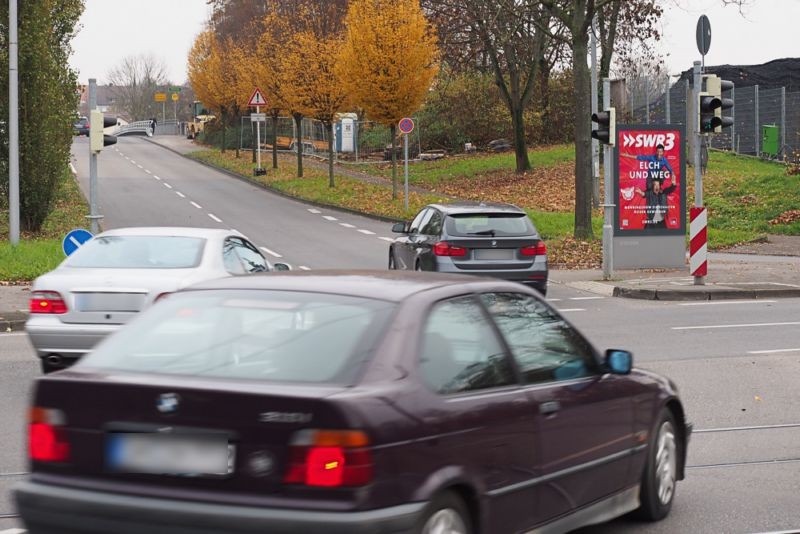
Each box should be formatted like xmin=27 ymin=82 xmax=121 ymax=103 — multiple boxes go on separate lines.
xmin=307 ymin=208 xmax=321 ymax=214
xmin=379 ymin=237 xmax=395 ymax=242
xmin=322 ymin=215 xmax=338 ymax=221
xmin=748 ymin=348 xmax=800 ymax=355
xmin=694 ymin=422 xmax=800 ymax=434
xmin=339 ymin=223 xmax=356 ymax=228
xmin=190 ymin=201 xmax=202 ymax=209
xmin=137 ymin=164 xmax=143 ymax=169
xmin=208 ymin=213 xmax=222 ymax=223
xmin=145 ymin=169 xmax=151 ymax=174
xmin=672 ymin=321 xmax=800 ymax=331
xmin=125 ymin=157 xmax=131 ymax=161
xmin=546 ymin=298 xmax=562 ymax=302
xmin=69 ymin=162 xmax=77 ymax=174
xmin=153 ymin=175 xmax=161 ymax=181
xmin=357 ymin=229 xmax=376 ymax=235
xmin=679 ymin=300 xmax=777 ymax=307
xmin=557 ymin=308 xmax=586 ymax=312
xmin=299 ymin=266 xmax=311 ymax=271
xmin=259 ymin=246 xmax=283 ymax=258
xmin=119 ymin=152 xmax=124 ymax=156
xmin=175 ymin=191 xmax=186 ymax=198
xmin=0 ymin=332 xmax=27 ymax=337
xmin=569 ymin=296 xmax=604 ymax=301
xmin=163 ymin=183 xmax=173 ymax=189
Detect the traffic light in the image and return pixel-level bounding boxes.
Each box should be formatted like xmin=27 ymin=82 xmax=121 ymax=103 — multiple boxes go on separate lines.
xmin=714 ymin=78 xmax=734 ymax=133
xmin=89 ymin=110 xmax=118 ymax=152
xmin=591 ymin=108 xmax=616 ymax=146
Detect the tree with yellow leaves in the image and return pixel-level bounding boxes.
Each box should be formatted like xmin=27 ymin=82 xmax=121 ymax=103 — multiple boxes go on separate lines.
xmin=282 ymin=31 xmax=347 ymax=187
xmin=340 ymin=0 xmax=439 ymax=198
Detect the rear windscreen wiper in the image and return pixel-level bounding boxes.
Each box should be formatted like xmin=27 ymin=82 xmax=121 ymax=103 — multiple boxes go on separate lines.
xmin=467 ymin=230 xmax=496 ymax=236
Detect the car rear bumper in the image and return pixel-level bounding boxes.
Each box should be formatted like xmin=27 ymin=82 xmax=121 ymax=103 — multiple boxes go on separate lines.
xmin=14 ymin=480 xmax=426 ymax=534
xmin=25 ymin=315 xmax=119 ymax=359
xmin=434 ymin=259 xmax=548 ymax=288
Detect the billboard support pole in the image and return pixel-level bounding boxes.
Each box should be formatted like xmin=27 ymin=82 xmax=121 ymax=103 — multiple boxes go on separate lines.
xmin=692 ymin=60 xmax=705 ymax=285
xmin=602 ymin=77 xmax=613 ymax=280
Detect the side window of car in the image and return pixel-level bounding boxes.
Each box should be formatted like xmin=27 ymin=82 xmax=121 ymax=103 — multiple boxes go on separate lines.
xmin=233 ymin=238 xmax=269 ymax=273
xmin=480 ymin=292 xmax=597 ymax=384
xmin=409 ymin=209 xmax=430 ymax=234
xmin=223 ymin=238 xmax=245 ymax=275
xmin=420 ymin=296 xmax=515 ymax=395
xmin=421 ymin=210 xmax=443 ymax=236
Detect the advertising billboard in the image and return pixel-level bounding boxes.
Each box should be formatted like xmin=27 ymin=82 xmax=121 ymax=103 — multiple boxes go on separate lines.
xmin=614 ymin=126 xmax=686 ymax=236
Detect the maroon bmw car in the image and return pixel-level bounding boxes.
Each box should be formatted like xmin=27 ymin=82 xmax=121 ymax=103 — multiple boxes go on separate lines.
xmin=15 ymin=271 xmax=690 ymax=534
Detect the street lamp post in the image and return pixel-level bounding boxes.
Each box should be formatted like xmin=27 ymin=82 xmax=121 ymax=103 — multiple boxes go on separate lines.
xmin=8 ymin=0 xmax=20 ymax=244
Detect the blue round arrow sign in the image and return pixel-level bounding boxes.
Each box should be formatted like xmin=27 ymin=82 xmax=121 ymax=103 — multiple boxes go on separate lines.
xmin=63 ymin=228 xmax=94 ymax=256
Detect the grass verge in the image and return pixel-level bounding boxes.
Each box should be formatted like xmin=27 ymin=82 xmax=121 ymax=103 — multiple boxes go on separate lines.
xmin=0 ymin=169 xmax=88 ymax=281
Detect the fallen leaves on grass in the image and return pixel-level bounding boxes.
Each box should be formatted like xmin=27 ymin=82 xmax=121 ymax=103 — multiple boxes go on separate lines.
xmin=769 ymin=210 xmax=800 ymax=225
xmin=547 ymin=237 xmax=601 ymax=270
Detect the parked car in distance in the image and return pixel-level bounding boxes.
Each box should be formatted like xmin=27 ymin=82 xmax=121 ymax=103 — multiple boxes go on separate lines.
xmin=73 ymin=116 xmax=89 ymax=136
xmin=15 ymin=271 xmax=690 ymax=534
xmin=26 ymin=227 xmax=290 ymax=373
xmin=389 ymin=202 xmax=548 ymax=295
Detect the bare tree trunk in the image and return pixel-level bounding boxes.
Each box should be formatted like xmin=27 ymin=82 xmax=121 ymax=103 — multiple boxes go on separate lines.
xmin=511 ymin=104 xmax=531 ymax=173
xmin=390 ymin=124 xmax=398 ymax=199
xmin=328 ymin=122 xmax=335 ymax=188
xmin=221 ymin=110 xmax=226 ymax=154
xmin=572 ymin=34 xmax=594 ymax=239
xmin=294 ymin=113 xmax=303 ymax=178
xmin=272 ymin=111 xmax=279 ymax=169
xmin=234 ymin=112 xmax=240 ymax=159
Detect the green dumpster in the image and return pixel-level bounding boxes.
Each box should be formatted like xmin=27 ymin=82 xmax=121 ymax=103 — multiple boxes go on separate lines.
xmin=762 ymin=124 xmax=779 ymax=157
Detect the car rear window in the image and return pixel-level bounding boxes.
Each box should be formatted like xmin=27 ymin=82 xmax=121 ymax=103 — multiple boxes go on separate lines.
xmin=64 ymin=236 xmax=205 ymax=269
xmin=78 ymin=290 xmax=396 ymax=385
xmin=446 ymin=213 xmax=535 ymax=237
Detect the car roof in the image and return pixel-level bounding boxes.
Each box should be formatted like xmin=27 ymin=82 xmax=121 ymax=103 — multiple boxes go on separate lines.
xmin=427 ymin=201 xmax=526 ymax=215
xmin=97 ymin=227 xmax=240 ymax=239
xmin=184 ymin=270 xmax=506 ymax=302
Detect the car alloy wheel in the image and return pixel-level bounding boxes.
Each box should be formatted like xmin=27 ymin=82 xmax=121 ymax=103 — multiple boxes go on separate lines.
xmin=422 ymin=508 xmax=468 ymax=534
xmin=655 ymin=420 xmax=677 ymax=505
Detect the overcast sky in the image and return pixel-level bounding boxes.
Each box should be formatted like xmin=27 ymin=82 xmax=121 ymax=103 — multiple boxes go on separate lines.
xmin=69 ymin=0 xmax=800 ymax=85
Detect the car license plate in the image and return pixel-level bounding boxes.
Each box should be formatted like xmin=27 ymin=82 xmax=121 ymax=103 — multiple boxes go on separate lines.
xmin=106 ymin=433 xmax=234 ymax=476
xmin=474 ymin=249 xmax=514 ymax=260
xmin=75 ymin=292 xmax=146 ymax=312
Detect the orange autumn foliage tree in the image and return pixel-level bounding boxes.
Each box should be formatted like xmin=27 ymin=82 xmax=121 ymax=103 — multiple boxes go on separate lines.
xmin=281 ymin=31 xmax=347 ymax=187
xmin=341 ymin=0 xmax=440 ymax=198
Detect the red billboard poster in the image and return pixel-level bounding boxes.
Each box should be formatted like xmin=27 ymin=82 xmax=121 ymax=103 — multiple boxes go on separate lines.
xmin=614 ymin=126 xmax=686 ymax=236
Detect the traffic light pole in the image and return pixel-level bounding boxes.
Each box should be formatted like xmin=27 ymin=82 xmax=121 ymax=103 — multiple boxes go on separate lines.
xmin=602 ymin=78 xmax=613 ymax=280
xmin=692 ymin=61 xmax=704 ymax=285
xmin=8 ymin=0 xmax=20 ymax=244
xmin=88 ymin=79 xmax=100 ymax=234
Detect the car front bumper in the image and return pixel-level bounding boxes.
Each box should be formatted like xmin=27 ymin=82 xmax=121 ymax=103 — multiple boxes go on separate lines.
xmin=25 ymin=315 xmax=119 ymax=360
xmin=14 ymin=480 xmax=426 ymax=534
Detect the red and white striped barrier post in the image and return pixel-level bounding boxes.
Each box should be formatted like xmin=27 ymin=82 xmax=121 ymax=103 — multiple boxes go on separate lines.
xmin=690 ymin=207 xmax=707 ymax=283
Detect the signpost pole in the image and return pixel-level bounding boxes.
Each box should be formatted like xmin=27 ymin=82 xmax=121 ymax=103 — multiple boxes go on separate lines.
xmin=88 ymin=79 xmax=99 ymax=234
xmin=590 ymin=16 xmax=599 ymax=208
xmin=692 ymin=60 xmax=705 ymax=285
xmin=602 ymin=78 xmax=613 ymax=280
xmin=8 ymin=0 xmax=20 ymax=244
xmin=256 ymin=105 xmax=261 ymax=172
xmin=404 ymin=133 xmax=409 ymax=211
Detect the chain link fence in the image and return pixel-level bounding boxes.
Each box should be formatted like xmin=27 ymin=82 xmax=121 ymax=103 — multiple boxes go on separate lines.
xmin=623 ymin=75 xmax=799 ymax=159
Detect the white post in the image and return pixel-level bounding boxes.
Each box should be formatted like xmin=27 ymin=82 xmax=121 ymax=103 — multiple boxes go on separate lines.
xmin=88 ymin=79 xmax=100 ymax=234
xmin=9 ymin=0 xmax=20 ymax=244
xmin=590 ymin=16 xmax=599 ymax=208
xmin=403 ymin=133 xmax=409 ymax=211
xmin=692 ymin=61 xmax=704 ymax=285
xmin=256 ymin=105 xmax=261 ymax=172
xmin=602 ymin=78 xmax=613 ymax=280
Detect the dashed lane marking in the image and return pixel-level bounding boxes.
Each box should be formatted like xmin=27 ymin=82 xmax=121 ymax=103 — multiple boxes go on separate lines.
xmin=175 ymin=192 xmax=186 ymax=198
xmin=340 ymin=223 xmax=356 ymax=228
xmin=299 ymin=266 xmax=311 ymax=271
xmin=322 ymin=216 xmax=338 ymax=221
xmin=307 ymin=208 xmax=321 ymax=214
xmin=357 ymin=229 xmax=376 ymax=235
xmin=208 ymin=213 xmax=222 ymax=223
xmin=557 ymin=308 xmax=586 ymax=312
xmin=163 ymin=183 xmax=173 ymax=189
xmin=379 ymin=237 xmax=395 ymax=242
xmin=153 ymin=175 xmax=161 ymax=181
xmin=569 ymin=296 xmax=605 ymax=301
xmin=137 ymin=164 xmax=143 ymax=169
xmin=145 ymin=169 xmax=151 ymax=174
xmin=190 ymin=201 xmax=202 ymax=209
xmin=748 ymin=348 xmax=800 ymax=355
xmin=259 ymin=246 xmax=283 ymax=258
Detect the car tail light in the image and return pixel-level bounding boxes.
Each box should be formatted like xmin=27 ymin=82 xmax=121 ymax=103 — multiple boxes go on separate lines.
xmin=433 ymin=242 xmax=468 ymax=257
xmin=284 ymin=430 xmax=372 ymax=487
xmin=28 ymin=407 xmax=70 ymax=462
xmin=520 ymin=241 xmax=547 ymax=256
xmin=29 ymin=291 xmax=68 ymax=314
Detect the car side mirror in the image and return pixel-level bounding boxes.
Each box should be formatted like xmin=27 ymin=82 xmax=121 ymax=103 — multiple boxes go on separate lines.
xmin=605 ymin=349 xmax=632 ymax=375
xmin=391 ymin=222 xmax=408 ymax=234
xmin=273 ymin=262 xmax=292 ymax=272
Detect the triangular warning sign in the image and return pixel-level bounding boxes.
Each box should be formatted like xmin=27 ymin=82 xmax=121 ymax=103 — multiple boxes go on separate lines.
xmin=248 ymin=88 xmax=267 ymax=107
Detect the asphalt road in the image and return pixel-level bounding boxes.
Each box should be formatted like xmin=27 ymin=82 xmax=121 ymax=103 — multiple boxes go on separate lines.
xmin=1 ymin=137 xmax=798 ymax=533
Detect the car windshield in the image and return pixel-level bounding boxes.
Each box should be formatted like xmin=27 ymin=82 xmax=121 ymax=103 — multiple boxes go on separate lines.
xmin=64 ymin=236 xmax=205 ymax=269
xmin=446 ymin=213 xmax=535 ymax=237
xmin=78 ymin=290 xmax=396 ymax=385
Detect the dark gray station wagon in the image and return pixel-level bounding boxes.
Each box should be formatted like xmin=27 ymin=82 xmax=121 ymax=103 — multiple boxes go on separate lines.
xmin=389 ymin=202 xmax=548 ymax=295
xmin=16 ymin=272 xmax=689 ymax=534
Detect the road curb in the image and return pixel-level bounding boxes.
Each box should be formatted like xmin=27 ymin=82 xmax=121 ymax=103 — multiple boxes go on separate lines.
xmin=613 ymin=286 xmax=800 ymax=301
xmin=144 ymin=137 xmax=404 ymax=225
xmin=1 ymin=312 xmax=28 ymax=332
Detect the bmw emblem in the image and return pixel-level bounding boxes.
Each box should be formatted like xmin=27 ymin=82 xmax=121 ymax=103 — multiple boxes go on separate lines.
xmin=491 ymin=240 xmax=497 ymax=247
xmin=156 ymin=393 xmax=180 ymax=414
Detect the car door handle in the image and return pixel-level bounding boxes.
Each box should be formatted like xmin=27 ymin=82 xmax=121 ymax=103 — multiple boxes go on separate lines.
xmin=540 ymin=401 xmax=561 ymax=416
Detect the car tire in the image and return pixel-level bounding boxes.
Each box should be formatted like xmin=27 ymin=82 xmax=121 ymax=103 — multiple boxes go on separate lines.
xmin=40 ymin=358 xmax=59 ymax=375
xmin=634 ymin=409 xmax=679 ymax=521
xmin=416 ymin=491 xmax=472 ymax=534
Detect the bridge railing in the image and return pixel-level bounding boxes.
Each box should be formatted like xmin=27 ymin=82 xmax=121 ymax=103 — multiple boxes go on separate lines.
xmin=114 ymin=120 xmax=153 ymax=137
